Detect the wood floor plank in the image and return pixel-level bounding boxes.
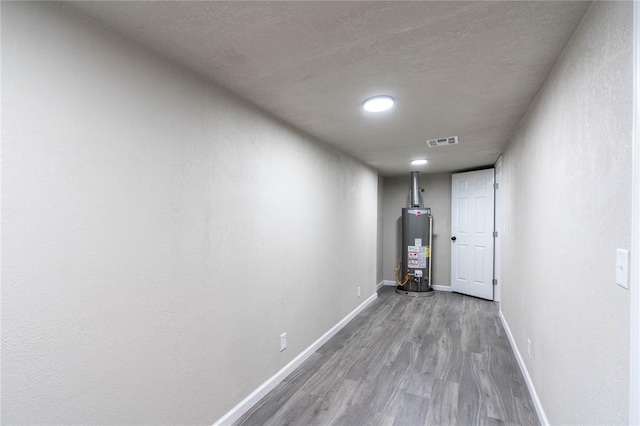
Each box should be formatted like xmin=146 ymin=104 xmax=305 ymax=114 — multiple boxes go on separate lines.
xmin=262 ymin=391 xmax=322 ymax=426
xmin=457 ymin=351 xmax=484 ymax=425
xmin=369 ymin=341 xmax=416 ymax=414
xmin=471 ymin=351 xmax=508 ymax=422
xmin=424 ymin=379 xmax=459 ymax=425
xmin=405 ymin=370 xmax=434 ymax=399
xmin=236 ymin=380 xmax=302 ymax=426
xmin=391 ymin=392 xmax=429 ymax=426
xmin=487 ymin=345 xmax=529 ymax=424
xmin=305 ymin=378 xmax=359 ymax=425
xmin=233 ymin=287 xmax=539 ymax=426
xmin=281 ymin=351 xmax=328 ymax=390
xmin=513 ymin=395 xmax=539 ymax=426
xmin=432 ymin=327 xmax=464 ymax=384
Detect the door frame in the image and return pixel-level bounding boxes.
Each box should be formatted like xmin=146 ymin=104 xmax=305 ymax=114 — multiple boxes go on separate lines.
xmin=494 ymin=157 xmax=503 ymax=302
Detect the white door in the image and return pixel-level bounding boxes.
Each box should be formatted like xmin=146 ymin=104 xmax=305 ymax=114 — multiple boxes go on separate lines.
xmin=451 ymin=169 xmax=495 ymax=300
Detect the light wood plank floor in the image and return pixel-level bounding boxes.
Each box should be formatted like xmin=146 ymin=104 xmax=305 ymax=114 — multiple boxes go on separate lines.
xmin=235 ymin=286 xmax=539 ymax=426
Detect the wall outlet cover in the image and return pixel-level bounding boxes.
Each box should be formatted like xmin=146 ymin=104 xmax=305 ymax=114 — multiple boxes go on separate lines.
xmin=616 ymin=248 xmax=629 ymax=289
xmin=280 ymin=332 xmax=287 ymax=352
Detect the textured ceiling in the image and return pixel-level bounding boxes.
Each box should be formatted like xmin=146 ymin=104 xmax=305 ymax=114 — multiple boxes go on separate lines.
xmin=69 ymin=1 xmax=590 ymax=176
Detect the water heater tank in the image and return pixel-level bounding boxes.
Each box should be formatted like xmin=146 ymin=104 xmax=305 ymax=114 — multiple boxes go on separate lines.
xmin=397 ymin=172 xmax=434 ymax=297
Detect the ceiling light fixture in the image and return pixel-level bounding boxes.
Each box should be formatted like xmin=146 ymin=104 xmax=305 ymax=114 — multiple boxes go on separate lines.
xmin=411 ymin=159 xmax=428 ymax=166
xmin=362 ymin=95 xmax=395 ymax=112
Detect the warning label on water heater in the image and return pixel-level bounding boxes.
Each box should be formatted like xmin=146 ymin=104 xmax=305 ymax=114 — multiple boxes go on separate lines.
xmin=407 ymin=245 xmax=428 ymax=268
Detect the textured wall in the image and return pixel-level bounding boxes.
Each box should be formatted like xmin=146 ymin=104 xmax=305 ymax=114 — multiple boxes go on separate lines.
xmin=381 ymin=174 xmax=452 ymax=287
xmin=376 ymin=175 xmax=385 ymax=285
xmin=501 ymin=2 xmax=632 ymax=424
xmin=1 ymin=2 xmax=378 ymax=424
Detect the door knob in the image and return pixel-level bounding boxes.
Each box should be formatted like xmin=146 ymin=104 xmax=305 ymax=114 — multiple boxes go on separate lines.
xmin=451 ymin=236 xmax=457 ymax=241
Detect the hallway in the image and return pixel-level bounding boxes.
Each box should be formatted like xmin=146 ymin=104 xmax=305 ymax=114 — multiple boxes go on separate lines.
xmin=2 ymin=2 xmax=633 ymax=424
xmin=236 ymin=287 xmax=538 ymax=425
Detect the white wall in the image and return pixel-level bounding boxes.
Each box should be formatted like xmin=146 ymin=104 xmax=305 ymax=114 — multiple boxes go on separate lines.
xmin=377 ymin=175 xmax=384 ymax=285
xmin=381 ymin=173 xmax=451 ymax=287
xmin=501 ymin=2 xmax=632 ymax=424
xmin=1 ymin=2 xmax=378 ymax=424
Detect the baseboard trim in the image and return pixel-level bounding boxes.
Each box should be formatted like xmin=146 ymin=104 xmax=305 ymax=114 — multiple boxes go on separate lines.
xmin=377 ymin=280 xmax=396 ymax=290
xmin=432 ymin=285 xmax=452 ymax=292
xmin=378 ymin=282 xmax=451 ymax=292
xmin=213 ymin=291 xmax=378 ymax=425
xmin=499 ymin=309 xmax=549 ymax=426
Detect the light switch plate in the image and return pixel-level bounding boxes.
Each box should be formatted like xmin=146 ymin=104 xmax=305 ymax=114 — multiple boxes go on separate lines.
xmin=616 ymin=248 xmax=629 ymax=289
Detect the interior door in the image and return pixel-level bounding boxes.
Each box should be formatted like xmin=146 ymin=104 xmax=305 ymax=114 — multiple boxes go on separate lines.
xmin=451 ymin=169 xmax=495 ymax=300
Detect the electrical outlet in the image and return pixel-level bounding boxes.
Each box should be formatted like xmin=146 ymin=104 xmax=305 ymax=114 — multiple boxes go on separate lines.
xmin=357 ymin=287 xmax=361 ymax=298
xmin=280 ymin=332 xmax=287 ymax=352
xmin=527 ymin=338 xmax=532 ymax=360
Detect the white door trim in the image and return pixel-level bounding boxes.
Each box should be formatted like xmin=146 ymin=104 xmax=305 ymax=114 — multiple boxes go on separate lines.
xmin=494 ymin=156 xmax=503 ymax=302
xmin=630 ymin=2 xmax=640 ymax=424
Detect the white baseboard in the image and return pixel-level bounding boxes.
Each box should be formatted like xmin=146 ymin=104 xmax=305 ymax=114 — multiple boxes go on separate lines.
xmin=213 ymin=291 xmax=378 ymax=425
xmin=377 ymin=280 xmax=396 ymax=289
xmin=432 ymin=285 xmax=452 ymax=292
xmin=378 ymin=281 xmax=451 ymax=292
xmin=499 ymin=309 xmax=549 ymax=426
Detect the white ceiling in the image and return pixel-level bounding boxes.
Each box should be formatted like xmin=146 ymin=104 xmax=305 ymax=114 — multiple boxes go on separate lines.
xmin=69 ymin=1 xmax=590 ymax=176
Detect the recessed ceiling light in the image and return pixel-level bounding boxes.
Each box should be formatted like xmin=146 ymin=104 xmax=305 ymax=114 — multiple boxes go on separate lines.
xmin=362 ymin=95 xmax=395 ymax=112
xmin=411 ymin=159 xmax=428 ymax=166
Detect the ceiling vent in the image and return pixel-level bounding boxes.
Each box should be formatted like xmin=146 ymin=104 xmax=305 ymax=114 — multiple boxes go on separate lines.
xmin=426 ymin=136 xmax=459 ymax=147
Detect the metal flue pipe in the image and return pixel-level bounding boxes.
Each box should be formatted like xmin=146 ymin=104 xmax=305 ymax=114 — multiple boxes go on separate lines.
xmin=410 ymin=171 xmax=421 ymax=207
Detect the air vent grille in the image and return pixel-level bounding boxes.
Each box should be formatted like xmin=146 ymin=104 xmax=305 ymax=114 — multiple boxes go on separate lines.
xmin=426 ymin=136 xmax=459 ymax=147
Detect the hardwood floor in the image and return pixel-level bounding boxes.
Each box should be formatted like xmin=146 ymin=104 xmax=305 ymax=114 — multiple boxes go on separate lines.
xmin=235 ymin=286 xmax=539 ymax=426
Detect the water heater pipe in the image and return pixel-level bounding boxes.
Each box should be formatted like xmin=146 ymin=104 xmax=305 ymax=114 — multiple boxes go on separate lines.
xmin=410 ymin=171 xmax=421 ymax=207
xmin=429 ymin=215 xmax=433 ymax=288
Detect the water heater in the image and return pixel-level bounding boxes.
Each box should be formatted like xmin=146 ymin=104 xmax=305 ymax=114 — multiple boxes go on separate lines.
xmin=396 ymin=172 xmax=434 ymax=297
